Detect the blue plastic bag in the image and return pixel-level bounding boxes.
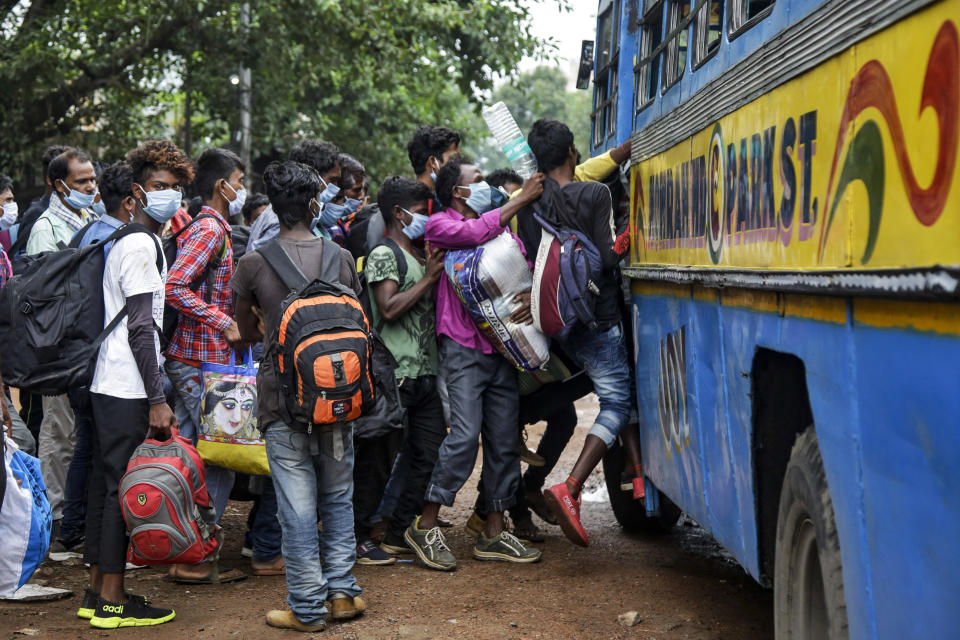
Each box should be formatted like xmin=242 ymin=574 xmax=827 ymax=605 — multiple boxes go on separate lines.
xmin=0 ymin=435 xmax=52 ymax=596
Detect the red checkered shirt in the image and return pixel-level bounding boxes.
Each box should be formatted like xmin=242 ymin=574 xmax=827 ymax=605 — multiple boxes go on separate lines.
xmin=164 ymin=206 xmax=234 ymax=366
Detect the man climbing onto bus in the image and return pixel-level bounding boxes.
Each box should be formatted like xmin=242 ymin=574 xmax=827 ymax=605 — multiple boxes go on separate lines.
xmin=521 ymin=119 xmax=632 ymax=548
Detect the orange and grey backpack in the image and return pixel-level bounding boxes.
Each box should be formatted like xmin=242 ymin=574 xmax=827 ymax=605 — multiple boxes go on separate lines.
xmin=259 ymin=239 xmax=374 ymax=431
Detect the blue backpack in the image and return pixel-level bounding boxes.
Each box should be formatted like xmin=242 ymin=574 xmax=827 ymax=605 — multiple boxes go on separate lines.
xmin=530 ymin=211 xmax=604 ymax=339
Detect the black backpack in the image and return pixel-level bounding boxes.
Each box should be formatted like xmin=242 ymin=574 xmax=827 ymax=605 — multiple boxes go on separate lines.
xmin=161 ymin=213 xmax=227 ymax=345
xmin=0 ymin=223 xmax=162 ymax=395
xmin=357 ymin=237 xmax=409 ymax=332
xmin=344 ymin=204 xmax=383 ymax=263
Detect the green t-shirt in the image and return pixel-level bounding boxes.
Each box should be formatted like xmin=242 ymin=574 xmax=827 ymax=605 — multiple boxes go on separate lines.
xmin=365 ymin=244 xmax=438 ymax=379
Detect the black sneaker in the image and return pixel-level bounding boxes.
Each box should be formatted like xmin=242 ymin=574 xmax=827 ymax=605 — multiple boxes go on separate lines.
xmin=77 ymin=589 xmax=98 ymax=619
xmin=356 ymin=540 xmax=396 ymax=566
xmin=51 ymin=535 xmax=84 ymax=554
xmin=78 ymin=590 xmax=150 ymax=620
xmin=90 ymin=595 xmax=175 ymax=629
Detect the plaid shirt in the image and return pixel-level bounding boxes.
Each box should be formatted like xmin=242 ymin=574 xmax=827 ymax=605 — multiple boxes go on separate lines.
xmin=165 ymin=206 xmax=234 ymax=366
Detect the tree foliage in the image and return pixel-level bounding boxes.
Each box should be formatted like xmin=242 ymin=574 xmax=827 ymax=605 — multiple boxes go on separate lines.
xmin=0 ymin=0 xmax=564 ymax=193
xmin=465 ymin=65 xmax=592 ymax=172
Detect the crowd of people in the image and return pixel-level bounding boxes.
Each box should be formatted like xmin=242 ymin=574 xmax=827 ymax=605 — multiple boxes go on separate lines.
xmin=0 ymin=119 xmax=644 ymax=632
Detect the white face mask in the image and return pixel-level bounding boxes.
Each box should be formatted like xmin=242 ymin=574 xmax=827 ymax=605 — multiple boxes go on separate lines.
xmin=0 ymin=201 xmax=17 ymax=228
xmin=222 ymin=181 xmax=247 ymax=217
xmin=135 ymin=184 xmax=182 ymax=223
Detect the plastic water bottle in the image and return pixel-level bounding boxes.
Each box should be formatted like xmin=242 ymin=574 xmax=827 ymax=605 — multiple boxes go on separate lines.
xmin=482 ymin=102 xmax=538 ymax=179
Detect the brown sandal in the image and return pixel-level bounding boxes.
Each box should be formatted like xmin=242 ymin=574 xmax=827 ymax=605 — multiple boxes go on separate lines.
xmin=168 ymin=562 xmax=247 ymax=584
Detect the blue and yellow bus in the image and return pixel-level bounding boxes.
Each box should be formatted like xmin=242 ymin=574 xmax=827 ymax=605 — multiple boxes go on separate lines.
xmin=590 ymin=1 xmax=960 ymax=638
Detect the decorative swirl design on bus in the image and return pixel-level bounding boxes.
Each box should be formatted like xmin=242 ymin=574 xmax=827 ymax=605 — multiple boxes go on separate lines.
xmin=819 ymin=21 xmax=959 ymax=264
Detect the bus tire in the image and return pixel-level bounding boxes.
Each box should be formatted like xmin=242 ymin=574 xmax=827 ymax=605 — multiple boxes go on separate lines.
xmin=602 ymin=441 xmax=680 ymax=532
xmin=774 ymin=427 xmax=848 ymax=640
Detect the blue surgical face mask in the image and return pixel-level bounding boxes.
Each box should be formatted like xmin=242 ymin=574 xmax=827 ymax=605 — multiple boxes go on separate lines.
xmin=323 ymin=202 xmax=350 ymax=223
xmin=310 ymin=201 xmax=340 ymax=232
xmin=345 ymin=197 xmax=363 ymax=213
xmin=136 ymin=184 xmax=181 ymax=223
xmin=58 ymin=180 xmax=98 ymax=211
xmin=459 ymin=181 xmax=493 ymax=214
xmin=91 ymin=199 xmax=107 ymax=217
xmin=222 ymin=182 xmax=247 ymax=217
xmin=317 ymin=176 xmax=340 ymax=204
xmin=400 ymin=208 xmax=428 ymax=240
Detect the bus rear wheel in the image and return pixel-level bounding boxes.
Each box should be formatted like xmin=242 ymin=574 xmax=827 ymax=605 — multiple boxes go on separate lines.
xmin=774 ymin=427 xmax=848 ymax=640
xmin=602 ymin=440 xmax=680 ymax=532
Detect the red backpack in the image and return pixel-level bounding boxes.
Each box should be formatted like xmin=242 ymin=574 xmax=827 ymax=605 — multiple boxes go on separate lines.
xmin=119 ymin=428 xmax=220 ymax=566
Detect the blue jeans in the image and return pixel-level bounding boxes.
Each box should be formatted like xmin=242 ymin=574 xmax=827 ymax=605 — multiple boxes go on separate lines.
xmin=560 ymin=323 xmax=632 ymax=447
xmin=265 ymin=421 xmax=361 ymax=625
xmin=164 ymin=359 xmax=237 ymax=522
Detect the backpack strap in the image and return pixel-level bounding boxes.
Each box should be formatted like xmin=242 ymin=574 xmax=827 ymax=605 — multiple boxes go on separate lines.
xmin=174 ymin=213 xmax=226 ymax=303
xmin=67 ymin=219 xmax=98 ymax=249
xmin=319 ymin=238 xmax=342 ymax=283
xmin=87 ymin=223 xmax=166 ymax=366
xmin=374 ymin=237 xmax=409 ymax=290
xmin=102 ymin=222 xmax=164 ymax=274
xmin=258 ymin=240 xmax=311 ymax=291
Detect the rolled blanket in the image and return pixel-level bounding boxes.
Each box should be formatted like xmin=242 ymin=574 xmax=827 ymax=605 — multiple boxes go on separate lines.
xmin=443 ymin=231 xmax=550 ymax=371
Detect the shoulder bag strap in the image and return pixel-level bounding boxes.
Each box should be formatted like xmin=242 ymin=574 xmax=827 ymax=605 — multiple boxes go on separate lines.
xmin=319 ymin=238 xmax=342 ymax=284
xmin=378 ymin=237 xmax=409 ymax=290
xmin=259 ymin=240 xmax=311 ymax=291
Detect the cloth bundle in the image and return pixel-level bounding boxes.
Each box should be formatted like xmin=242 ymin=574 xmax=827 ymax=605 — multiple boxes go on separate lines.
xmin=0 ymin=436 xmax=51 ymax=596
xmin=444 ymin=231 xmax=549 ymax=371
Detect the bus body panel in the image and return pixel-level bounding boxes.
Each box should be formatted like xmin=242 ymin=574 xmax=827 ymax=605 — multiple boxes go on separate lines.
xmin=632 ymin=285 xmax=960 ymax=638
xmin=598 ymin=0 xmax=960 ymax=636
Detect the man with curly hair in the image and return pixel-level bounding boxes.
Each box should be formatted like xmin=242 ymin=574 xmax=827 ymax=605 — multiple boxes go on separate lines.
xmin=78 ymin=141 xmax=189 ymax=629
xmin=54 ymin=162 xmax=141 ymax=555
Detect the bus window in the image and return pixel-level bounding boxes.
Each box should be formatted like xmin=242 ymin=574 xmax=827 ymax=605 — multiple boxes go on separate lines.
xmin=729 ymin=0 xmax=774 ymax=37
xmin=592 ymin=0 xmax=621 ymax=146
xmin=635 ymin=0 xmax=664 ymax=112
xmin=692 ymin=0 xmax=723 ymax=69
xmin=662 ymin=0 xmax=691 ymax=91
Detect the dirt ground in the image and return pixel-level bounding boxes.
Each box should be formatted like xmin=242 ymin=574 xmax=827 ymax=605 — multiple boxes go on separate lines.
xmin=0 ymin=396 xmax=772 ymax=640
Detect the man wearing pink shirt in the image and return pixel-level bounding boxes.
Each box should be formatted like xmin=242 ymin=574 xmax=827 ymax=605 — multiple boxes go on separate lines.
xmin=402 ymin=158 xmax=545 ymax=570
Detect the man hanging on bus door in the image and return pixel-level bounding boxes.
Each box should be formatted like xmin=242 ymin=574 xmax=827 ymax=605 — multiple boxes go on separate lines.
xmin=518 ymin=119 xmax=635 ymax=548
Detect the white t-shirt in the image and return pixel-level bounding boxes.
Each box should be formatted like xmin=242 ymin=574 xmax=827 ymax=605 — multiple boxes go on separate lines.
xmin=90 ymin=232 xmax=167 ymax=399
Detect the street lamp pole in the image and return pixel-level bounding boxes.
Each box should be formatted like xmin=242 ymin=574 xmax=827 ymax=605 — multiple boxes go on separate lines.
xmin=239 ymin=1 xmax=252 ymax=188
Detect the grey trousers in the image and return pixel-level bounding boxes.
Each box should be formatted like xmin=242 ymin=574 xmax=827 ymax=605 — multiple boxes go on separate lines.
xmin=38 ymin=393 xmax=76 ymax=520
xmin=424 ymin=337 xmax=520 ymax=513
xmin=8 ymin=404 xmax=36 ymax=456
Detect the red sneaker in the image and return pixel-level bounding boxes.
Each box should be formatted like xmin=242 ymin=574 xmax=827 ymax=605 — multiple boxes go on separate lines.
xmin=543 ymin=483 xmax=589 ymax=547
xmin=632 ymin=477 xmax=645 ymax=500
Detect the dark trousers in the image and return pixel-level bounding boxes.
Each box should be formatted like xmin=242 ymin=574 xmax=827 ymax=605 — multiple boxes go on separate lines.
xmin=84 ymin=393 xmax=149 ymax=574
xmin=425 ymin=337 xmax=520 ymax=513
xmin=387 ymin=376 xmax=447 ymax=541
xmin=249 ymin=478 xmax=283 ymax=561
xmin=475 ymin=369 xmax=591 ymax=519
xmin=61 ymin=388 xmax=94 ymax=542
xmin=19 ymin=390 xmax=44 ymax=444
xmin=353 ymin=429 xmax=402 ymax=541
xmin=475 ymin=400 xmax=578 ymax=520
